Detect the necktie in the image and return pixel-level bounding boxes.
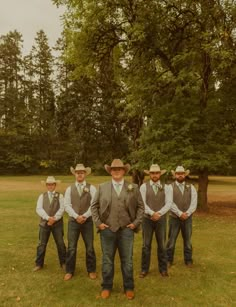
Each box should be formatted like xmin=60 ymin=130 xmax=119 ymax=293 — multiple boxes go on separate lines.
xmin=115 ymin=183 xmax=121 ymax=196
xmin=179 ymin=183 xmax=184 ymax=194
xmin=49 ymin=192 xmax=53 ymax=203
xmin=78 ymin=184 xmax=83 ymax=196
xmin=153 ymin=184 xmax=158 ymax=195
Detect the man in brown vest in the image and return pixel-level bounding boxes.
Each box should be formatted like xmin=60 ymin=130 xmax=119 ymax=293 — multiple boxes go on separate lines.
xmin=91 ymin=159 xmax=144 ymax=300
xmin=64 ymin=164 xmax=97 ymax=281
xmin=139 ymin=164 xmax=172 ymax=278
xmin=33 ymin=176 xmax=66 ymax=272
xmin=166 ymin=166 xmax=197 ymax=267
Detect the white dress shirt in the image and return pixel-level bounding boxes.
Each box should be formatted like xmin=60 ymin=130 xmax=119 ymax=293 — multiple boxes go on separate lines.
xmin=170 ymin=181 xmax=198 ymax=217
xmin=36 ymin=191 xmax=64 ymax=221
xmin=140 ymin=180 xmax=172 ymax=216
xmin=112 ymin=179 xmax=124 ymax=194
xmin=64 ymin=181 xmax=97 ymax=219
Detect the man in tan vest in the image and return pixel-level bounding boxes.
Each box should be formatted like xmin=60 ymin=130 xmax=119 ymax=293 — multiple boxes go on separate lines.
xmin=166 ymin=166 xmax=197 ymax=267
xmin=64 ymin=164 xmax=97 ymax=281
xmin=139 ymin=164 xmax=172 ymax=278
xmin=33 ymin=176 xmax=66 ymax=272
xmin=91 ymin=159 xmax=144 ymax=300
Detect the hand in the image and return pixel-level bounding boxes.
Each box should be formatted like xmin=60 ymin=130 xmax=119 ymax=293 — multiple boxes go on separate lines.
xmin=76 ymin=215 xmax=87 ymax=224
xmin=151 ymin=212 xmax=161 ymax=221
xmin=47 ymin=216 xmax=56 ymax=226
xmin=98 ymin=223 xmax=109 ymax=230
xmin=127 ymin=223 xmax=136 ymax=230
xmin=180 ymin=212 xmax=188 ymax=220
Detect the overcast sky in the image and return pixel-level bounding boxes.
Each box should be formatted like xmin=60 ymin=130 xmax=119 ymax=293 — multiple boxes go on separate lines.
xmin=0 ymin=0 xmax=65 ymax=54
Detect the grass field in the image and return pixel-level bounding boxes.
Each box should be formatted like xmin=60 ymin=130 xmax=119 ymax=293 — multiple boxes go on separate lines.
xmin=0 ymin=176 xmax=236 ymax=307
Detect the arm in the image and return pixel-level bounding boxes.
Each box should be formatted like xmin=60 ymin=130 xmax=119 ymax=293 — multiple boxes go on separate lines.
xmin=185 ymin=185 xmax=198 ymax=216
xmin=82 ymin=185 xmax=97 ymax=219
xmin=140 ymin=183 xmax=154 ymax=216
xmin=64 ymin=186 xmax=79 ymax=219
xmin=36 ymin=194 xmax=49 ymax=221
xmin=91 ymin=185 xmax=102 ymax=227
xmin=54 ymin=194 xmax=65 ymax=221
xmin=169 ymin=185 xmax=183 ymax=217
xmin=157 ymin=184 xmax=172 ymax=216
xmin=128 ymin=187 xmax=144 ymax=229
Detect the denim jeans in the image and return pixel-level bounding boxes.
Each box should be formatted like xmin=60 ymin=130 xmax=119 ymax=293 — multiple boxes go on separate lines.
xmin=166 ymin=215 xmax=193 ymax=264
xmin=66 ymin=217 xmax=96 ymax=274
xmin=100 ymin=227 xmax=134 ymax=291
xmin=141 ymin=216 xmax=167 ymax=273
xmin=35 ymin=219 xmax=66 ymax=267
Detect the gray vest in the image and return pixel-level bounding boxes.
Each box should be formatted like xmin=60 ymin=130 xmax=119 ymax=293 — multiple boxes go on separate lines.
xmin=170 ymin=182 xmax=191 ymax=217
xmin=105 ymin=186 xmax=131 ymax=232
xmin=146 ymin=182 xmax=165 ymax=215
xmin=40 ymin=192 xmax=61 ymax=227
xmin=70 ymin=183 xmax=91 ymax=218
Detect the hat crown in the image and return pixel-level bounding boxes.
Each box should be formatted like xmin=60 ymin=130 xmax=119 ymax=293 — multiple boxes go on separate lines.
xmin=149 ymin=164 xmax=161 ymax=172
xmin=74 ymin=163 xmax=86 ymax=171
xmin=175 ymin=166 xmax=186 ymax=172
xmin=110 ymin=159 xmax=125 ymax=168
xmin=46 ymin=176 xmax=56 ymax=184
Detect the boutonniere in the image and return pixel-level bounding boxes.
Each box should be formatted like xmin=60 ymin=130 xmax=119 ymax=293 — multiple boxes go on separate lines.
xmin=127 ymin=184 xmax=134 ymax=192
xmin=185 ymin=184 xmax=190 ymax=190
xmin=157 ymin=184 xmax=164 ymax=191
xmin=54 ymin=192 xmax=59 ymax=198
xmin=83 ymin=187 xmax=89 ymax=193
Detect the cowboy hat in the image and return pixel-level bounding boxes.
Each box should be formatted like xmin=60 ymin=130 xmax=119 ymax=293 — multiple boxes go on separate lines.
xmin=70 ymin=164 xmax=91 ymax=176
xmin=41 ymin=176 xmax=61 ymax=185
xmin=144 ymin=164 xmax=166 ymax=175
xmin=171 ymin=166 xmax=190 ymax=177
xmin=104 ymin=159 xmax=131 ymax=174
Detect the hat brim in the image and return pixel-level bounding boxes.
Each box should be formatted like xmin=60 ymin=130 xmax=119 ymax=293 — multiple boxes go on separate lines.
xmin=41 ymin=180 xmax=61 ymax=185
xmin=171 ymin=170 xmax=190 ymax=177
xmin=144 ymin=169 xmax=166 ymax=175
xmin=70 ymin=167 xmax=91 ymax=176
xmin=104 ymin=164 xmax=131 ymax=174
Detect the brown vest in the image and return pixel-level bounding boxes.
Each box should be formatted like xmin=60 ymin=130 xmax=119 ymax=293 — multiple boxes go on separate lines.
xmin=105 ymin=186 xmax=131 ymax=232
xmin=146 ymin=182 xmax=165 ymax=215
xmin=70 ymin=183 xmax=91 ymax=218
xmin=40 ymin=192 xmax=61 ymax=227
xmin=170 ymin=182 xmax=191 ymax=217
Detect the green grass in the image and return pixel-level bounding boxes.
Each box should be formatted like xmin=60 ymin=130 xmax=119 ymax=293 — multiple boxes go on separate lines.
xmin=0 ymin=176 xmax=236 ymax=306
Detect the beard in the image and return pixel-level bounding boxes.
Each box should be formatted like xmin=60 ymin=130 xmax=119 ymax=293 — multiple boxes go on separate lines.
xmin=176 ymin=177 xmax=185 ymax=183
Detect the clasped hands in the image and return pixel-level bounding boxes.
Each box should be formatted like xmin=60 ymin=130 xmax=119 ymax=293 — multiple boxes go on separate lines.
xmin=98 ymin=223 xmax=136 ymax=230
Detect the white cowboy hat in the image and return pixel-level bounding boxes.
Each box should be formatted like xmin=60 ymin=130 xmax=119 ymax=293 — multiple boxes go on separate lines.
xmin=171 ymin=166 xmax=190 ymax=177
xmin=144 ymin=164 xmax=166 ymax=175
xmin=70 ymin=164 xmax=91 ymax=175
xmin=41 ymin=176 xmax=61 ymax=185
xmin=104 ymin=159 xmax=131 ymax=174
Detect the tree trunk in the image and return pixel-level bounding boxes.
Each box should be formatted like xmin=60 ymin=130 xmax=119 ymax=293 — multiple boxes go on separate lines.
xmin=197 ymin=168 xmax=209 ymax=211
xmin=131 ymin=169 xmax=145 ymax=187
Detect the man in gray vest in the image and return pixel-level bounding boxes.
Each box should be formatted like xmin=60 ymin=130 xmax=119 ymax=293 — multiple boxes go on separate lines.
xmin=33 ymin=176 xmax=66 ymax=272
xmin=91 ymin=159 xmax=144 ymax=300
xmin=139 ymin=164 xmax=172 ymax=278
xmin=64 ymin=164 xmax=97 ymax=281
xmin=166 ymin=166 xmax=197 ymax=267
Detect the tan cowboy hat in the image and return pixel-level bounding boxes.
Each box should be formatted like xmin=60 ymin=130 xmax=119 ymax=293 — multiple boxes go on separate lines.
xmin=104 ymin=159 xmax=131 ymax=174
xmin=144 ymin=164 xmax=166 ymax=175
xmin=70 ymin=164 xmax=91 ymax=175
xmin=171 ymin=166 xmax=190 ymax=177
xmin=41 ymin=176 xmax=61 ymax=185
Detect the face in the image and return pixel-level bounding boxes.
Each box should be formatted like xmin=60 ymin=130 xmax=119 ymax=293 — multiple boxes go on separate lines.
xmin=149 ymin=172 xmax=161 ymax=182
xmin=46 ymin=183 xmax=56 ymax=192
xmin=110 ymin=167 xmax=125 ymax=182
xmin=75 ymin=171 xmax=86 ymax=182
xmin=175 ymin=172 xmax=186 ymax=183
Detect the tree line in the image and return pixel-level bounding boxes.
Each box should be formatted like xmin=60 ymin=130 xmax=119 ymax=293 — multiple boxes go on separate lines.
xmin=1 ymin=0 xmax=236 ymax=210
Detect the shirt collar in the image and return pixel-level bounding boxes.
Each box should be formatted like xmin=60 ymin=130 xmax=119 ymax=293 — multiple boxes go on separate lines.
xmin=150 ymin=180 xmax=161 ymax=186
xmin=112 ymin=179 xmax=124 ymax=186
xmin=76 ymin=181 xmax=86 ymax=187
xmin=176 ymin=181 xmax=185 ymax=186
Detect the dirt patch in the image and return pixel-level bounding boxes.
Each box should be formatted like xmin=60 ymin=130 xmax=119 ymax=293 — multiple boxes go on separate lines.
xmin=202 ymin=201 xmax=236 ymax=217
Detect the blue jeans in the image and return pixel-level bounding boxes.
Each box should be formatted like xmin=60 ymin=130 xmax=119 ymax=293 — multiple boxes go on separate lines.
xmin=35 ymin=220 xmax=66 ymax=267
xmin=66 ymin=217 xmax=96 ymax=274
xmin=166 ymin=215 xmax=193 ymax=264
xmin=141 ymin=216 xmax=167 ymax=273
xmin=100 ymin=227 xmax=134 ymax=291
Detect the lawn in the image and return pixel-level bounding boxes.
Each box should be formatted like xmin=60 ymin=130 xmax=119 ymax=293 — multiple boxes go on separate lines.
xmin=0 ymin=176 xmax=235 ymax=306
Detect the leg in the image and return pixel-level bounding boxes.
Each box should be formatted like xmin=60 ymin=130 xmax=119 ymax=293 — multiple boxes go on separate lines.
xmin=35 ymin=225 xmax=51 ymax=267
xmin=180 ymin=216 xmax=193 ymax=264
xmin=141 ymin=218 xmax=154 ymax=273
xmin=117 ymin=228 xmax=134 ymax=291
xmin=51 ymin=220 xmax=66 ymax=267
xmin=100 ymin=228 xmax=117 ymax=290
xmin=155 ymin=215 xmax=168 ymax=273
xmin=80 ymin=217 xmax=96 ymax=273
xmin=166 ymin=216 xmax=181 ymax=264
xmin=66 ymin=220 xmax=80 ymax=274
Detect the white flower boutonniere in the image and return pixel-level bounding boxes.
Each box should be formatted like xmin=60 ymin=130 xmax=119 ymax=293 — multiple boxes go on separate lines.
xmin=127 ymin=184 xmax=134 ymax=192
xmin=185 ymin=184 xmax=190 ymax=190
xmin=83 ymin=187 xmax=89 ymax=193
xmin=54 ymin=192 xmax=59 ymax=198
xmin=157 ymin=184 xmax=164 ymax=191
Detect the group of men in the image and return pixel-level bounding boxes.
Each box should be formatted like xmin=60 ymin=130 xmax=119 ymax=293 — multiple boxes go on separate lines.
xmin=33 ymin=159 xmax=197 ymax=300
